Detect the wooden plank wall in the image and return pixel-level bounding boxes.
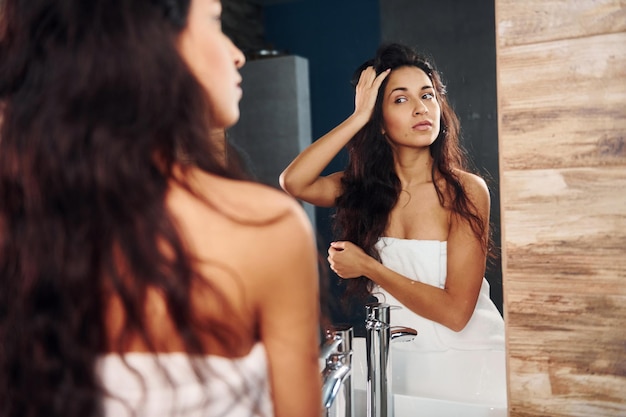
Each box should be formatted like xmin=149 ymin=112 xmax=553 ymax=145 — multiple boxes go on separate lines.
xmin=495 ymin=1 xmax=626 ymax=416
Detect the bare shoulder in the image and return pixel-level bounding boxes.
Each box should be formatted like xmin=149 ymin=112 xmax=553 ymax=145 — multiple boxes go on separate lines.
xmin=167 ymin=167 xmax=314 ymax=251
xmin=456 ymin=170 xmax=489 ymax=196
xmin=212 ymin=176 xmax=307 ymax=223
xmin=182 ymin=168 xmax=307 ymax=218
xmin=455 ymin=169 xmax=489 ymax=204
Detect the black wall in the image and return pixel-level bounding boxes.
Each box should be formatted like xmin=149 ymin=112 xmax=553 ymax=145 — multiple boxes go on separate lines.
xmin=379 ymin=0 xmax=502 ymax=315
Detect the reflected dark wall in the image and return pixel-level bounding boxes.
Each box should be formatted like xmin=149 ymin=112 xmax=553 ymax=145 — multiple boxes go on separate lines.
xmin=379 ymin=0 xmax=502 ymax=316
xmin=264 ymin=0 xmax=382 ymax=331
xmin=263 ymin=0 xmax=502 ymax=329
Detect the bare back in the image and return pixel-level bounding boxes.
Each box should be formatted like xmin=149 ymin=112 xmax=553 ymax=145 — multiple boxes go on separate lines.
xmin=105 ymin=168 xmax=316 ymax=354
xmin=103 ymin=167 xmax=321 ymax=416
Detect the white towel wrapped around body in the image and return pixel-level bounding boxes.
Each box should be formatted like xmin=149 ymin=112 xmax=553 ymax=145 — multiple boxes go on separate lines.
xmin=373 ymin=237 xmax=505 ymax=352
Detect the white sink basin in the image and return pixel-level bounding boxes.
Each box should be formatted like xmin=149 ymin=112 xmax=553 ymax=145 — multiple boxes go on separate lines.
xmin=351 ymin=338 xmax=507 ymax=417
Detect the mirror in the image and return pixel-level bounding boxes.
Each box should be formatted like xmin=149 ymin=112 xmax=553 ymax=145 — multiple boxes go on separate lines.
xmin=223 ymin=0 xmax=502 ymax=318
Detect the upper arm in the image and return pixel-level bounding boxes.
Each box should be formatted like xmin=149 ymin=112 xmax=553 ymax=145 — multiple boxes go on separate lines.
xmin=445 ymin=173 xmax=490 ymax=329
xmin=280 ymin=171 xmax=344 ymax=208
xmin=255 ymin=201 xmax=321 ymax=417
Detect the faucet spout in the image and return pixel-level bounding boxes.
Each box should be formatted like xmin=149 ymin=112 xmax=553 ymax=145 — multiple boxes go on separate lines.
xmin=365 ymin=304 xmax=417 ymax=417
xmin=366 ymin=303 xmax=391 ymax=417
xmin=320 ymin=325 xmax=354 ymax=417
xmin=321 ymin=361 xmax=351 ymax=408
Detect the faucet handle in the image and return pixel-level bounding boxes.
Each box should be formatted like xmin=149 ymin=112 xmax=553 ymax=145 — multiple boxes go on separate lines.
xmin=390 ymin=326 xmax=418 ymax=343
xmin=365 ymin=302 xmax=391 ymax=324
xmin=321 ymin=325 xmax=353 ymax=360
xmin=320 ymin=336 xmax=342 ymax=360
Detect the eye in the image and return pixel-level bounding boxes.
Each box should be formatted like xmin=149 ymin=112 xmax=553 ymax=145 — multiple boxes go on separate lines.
xmin=422 ymin=92 xmax=435 ymax=100
xmin=394 ymin=96 xmax=408 ymax=104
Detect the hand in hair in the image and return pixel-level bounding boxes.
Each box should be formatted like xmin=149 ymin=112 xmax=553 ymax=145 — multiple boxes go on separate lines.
xmin=353 ymin=67 xmax=390 ymax=122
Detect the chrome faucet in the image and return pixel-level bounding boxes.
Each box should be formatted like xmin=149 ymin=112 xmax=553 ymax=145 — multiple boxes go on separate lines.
xmin=321 ymin=325 xmax=354 ymax=417
xmin=365 ymin=303 xmax=417 ymax=417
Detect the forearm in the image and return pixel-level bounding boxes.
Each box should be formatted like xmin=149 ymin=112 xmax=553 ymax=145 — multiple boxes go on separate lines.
xmin=280 ymin=67 xmax=389 ymax=204
xmin=279 ymin=113 xmax=368 ymax=196
xmin=364 ymin=260 xmax=474 ymax=332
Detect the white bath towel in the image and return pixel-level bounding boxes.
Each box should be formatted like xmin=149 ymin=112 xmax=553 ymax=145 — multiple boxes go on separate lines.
xmin=373 ymin=237 xmax=505 ymax=352
xmin=96 ymin=343 xmax=273 ymax=416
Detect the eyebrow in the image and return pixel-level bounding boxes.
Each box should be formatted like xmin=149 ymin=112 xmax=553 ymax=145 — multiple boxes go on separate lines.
xmin=388 ymin=85 xmax=434 ymax=97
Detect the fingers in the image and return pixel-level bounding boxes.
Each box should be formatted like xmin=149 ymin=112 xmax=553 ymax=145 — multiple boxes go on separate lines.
xmin=328 ymin=242 xmax=343 ymax=276
xmin=357 ymin=67 xmax=390 ymax=89
xmin=357 ymin=66 xmax=377 ymax=87
xmin=326 ymin=253 xmax=339 ymax=276
xmin=354 ymin=67 xmax=391 ymax=119
xmin=373 ymin=68 xmax=391 ymax=88
xmin=329 ymin=241 xmax=346 ymax=251
xmin=328 ymin=241 xmax=358 ymax=278
xmin=328 ymin=261 xmax=346 ymax=278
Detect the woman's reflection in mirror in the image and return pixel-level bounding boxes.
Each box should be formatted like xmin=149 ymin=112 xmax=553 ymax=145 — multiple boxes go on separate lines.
xmin=280 ymin=43 xmax=504 ymax=352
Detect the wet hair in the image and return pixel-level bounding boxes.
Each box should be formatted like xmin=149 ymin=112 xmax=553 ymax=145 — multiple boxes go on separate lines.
xmin=334 ymin=43 xmax=488 ymax=301
xmin=0 ymin=1 xmax=254 ymax=416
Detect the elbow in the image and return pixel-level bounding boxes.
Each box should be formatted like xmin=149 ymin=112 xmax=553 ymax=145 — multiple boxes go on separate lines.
xmin=441 ymin=292 xmax=478 ymax=332
xmin=446 ymin=311 xmax=472 ymax=332
xmin=279 ymin=169 xmax=302 ymax=198
xmin=448 ymin=321 xmax=468 ymax=333
xmin=278 ymin=170 xmax=294 ymax=196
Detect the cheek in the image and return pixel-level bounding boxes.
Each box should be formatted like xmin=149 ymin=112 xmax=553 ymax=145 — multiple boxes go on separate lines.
xmin=190 ymin=45 xmax=225 ymax=100
xmin=434 ymin=121 xmax=442 ymax=138
xmin=206 ymin=91 xmax=236 ymax=128
xmin=433 ymin=101 xmax=442 ymax=118
xmin=206 ymin=81 xmax=241 ymax=128
xmin=382 ymin=110 xmax=403 ymax=132
xmin=180 ymin=38 xmax=214 ymax=89
xmin=435 ymin=108 xmax=443 ymax=133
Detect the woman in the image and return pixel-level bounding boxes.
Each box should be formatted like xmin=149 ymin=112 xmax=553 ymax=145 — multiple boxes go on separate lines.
xmin=280 ymin=43 xmax=503 ymax=351
xmin=0 ymin=0 xmax=321 ymax=416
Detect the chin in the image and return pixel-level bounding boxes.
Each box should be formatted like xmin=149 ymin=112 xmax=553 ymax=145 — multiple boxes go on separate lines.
xmin=214 ymin=110 xmax=240 ymax=130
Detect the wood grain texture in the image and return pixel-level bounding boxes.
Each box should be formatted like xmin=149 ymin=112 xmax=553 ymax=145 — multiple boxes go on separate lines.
xmin=502 ymin=167 xmax=626 ymax=288
xmin=496 ymin=0 xmax=626 ymax=415
xmin=506 ymin=291 xmax=626 ymax=417
xmin=501 ymin=167 xmax=626 ymax=415
xmin=496 ymin=0 xmax=626 ymax=47
xmin=497 ymin=32 xmax=626 ymax=170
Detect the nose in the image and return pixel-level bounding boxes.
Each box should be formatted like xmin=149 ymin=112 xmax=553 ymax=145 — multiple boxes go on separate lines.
xmin=230 ymin=39 xmax=246 ymax=69
xmin=415 ymin=100 xmax=428 ymax=115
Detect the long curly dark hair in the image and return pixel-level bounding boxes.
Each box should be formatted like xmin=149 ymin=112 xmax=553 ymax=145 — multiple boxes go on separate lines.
xmin=334 ymin=43 xmax=488 ymax=301
xmin=0 ymin=1 xmax=249 ymax=416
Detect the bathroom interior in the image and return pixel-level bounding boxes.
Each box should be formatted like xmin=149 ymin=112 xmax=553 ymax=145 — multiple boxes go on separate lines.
xmin=222 ymin=0 xmax=625 ymax=416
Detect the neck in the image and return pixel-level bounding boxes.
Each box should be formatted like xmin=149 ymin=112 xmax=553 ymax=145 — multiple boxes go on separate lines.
xmin=209 ymin=129 xmax=227 ymax=167
xmin=393 ymin=149 xmax=434 ymax=188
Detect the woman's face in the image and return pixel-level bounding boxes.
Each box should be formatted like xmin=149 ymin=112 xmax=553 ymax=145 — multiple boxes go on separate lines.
xmin=381 ymin=66 xmax=441 ymax=150
xmin=177 ymin=0 xmax=245 ymax=129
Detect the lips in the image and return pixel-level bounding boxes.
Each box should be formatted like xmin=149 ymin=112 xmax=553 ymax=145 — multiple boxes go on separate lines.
xmin=235 ymin=78 xmax=243 ymax=97
xmin=412 ymin=121 xmax=432 ymax=130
